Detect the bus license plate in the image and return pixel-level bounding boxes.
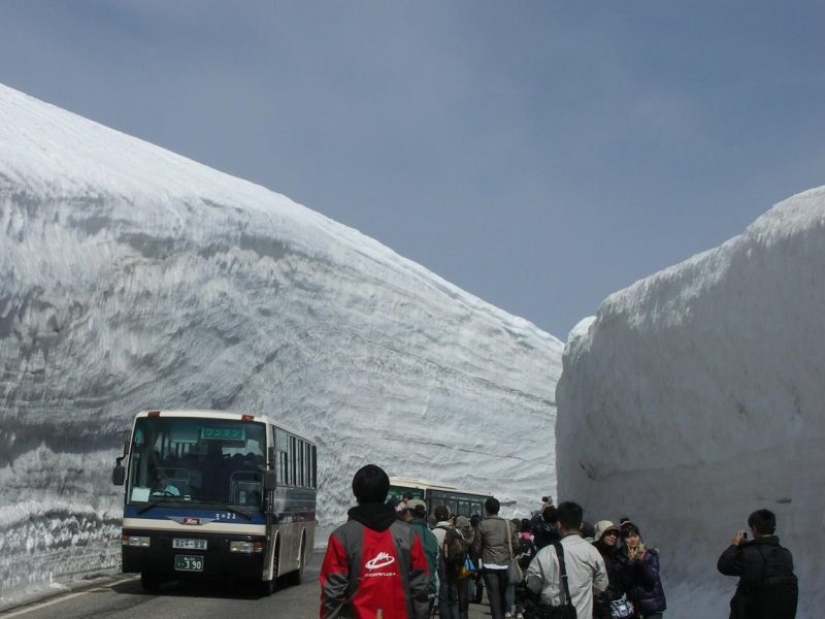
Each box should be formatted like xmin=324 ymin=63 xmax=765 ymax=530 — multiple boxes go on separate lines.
xmin=174 ymin=555 xmax=204 ymax=572
xmin=173 ymin=538 xmax=208 ymax=550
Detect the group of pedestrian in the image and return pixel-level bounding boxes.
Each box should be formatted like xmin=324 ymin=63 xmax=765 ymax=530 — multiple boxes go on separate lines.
xmin=587 ymin=517 xmax=666 ymax=619
xmin=319 ymin=465 xmax=798 ymax=619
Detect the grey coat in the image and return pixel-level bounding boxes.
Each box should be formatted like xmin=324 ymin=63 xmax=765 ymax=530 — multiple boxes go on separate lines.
xmin=473 ymin=515 xmax=518 ymax=569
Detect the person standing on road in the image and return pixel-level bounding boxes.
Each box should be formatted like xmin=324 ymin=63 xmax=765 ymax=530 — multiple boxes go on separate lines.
xmin=404 ymin=499 xmax=440 ymax=612
xmin=320 ymin=464 xmax=430 ymax=619
xmin=616 ymin=522 xmax=666 ymax=619
xmin=525 ymin=501 xmax=608 ymax=619
xmin=432 ymin=505 xmax=462 ymax=619
xmin=717 ymin=508 xmax=798 ymax=619
xmin=473 ymin=497 xmax=517 ymax=619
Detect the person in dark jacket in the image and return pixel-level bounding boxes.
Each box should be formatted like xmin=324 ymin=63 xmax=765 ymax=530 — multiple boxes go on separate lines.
xmin=320 ymin=464 xmax=430 ymax=619
xmin=616 ymin=522 xmax=666 ymax=619
xmin=717 ymin=508 xmax=798 ymax=619
xmin=469 ymin=514 xmax=485 ymax=604
xmin=530 ymin=505 xmax=560 ymax=550
xmin=592 ymin=520 xmax=635 ymax=619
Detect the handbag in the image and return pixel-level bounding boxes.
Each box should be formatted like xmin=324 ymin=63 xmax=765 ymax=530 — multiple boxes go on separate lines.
xmin=523 ymin=541 xmax=577 ymax=619
xmin=458 ymin=555 xmax=477 ymax=579
xmin=609 ymin=593 xmax=634 ymax=619
xmin=506 ymin=520 xmax=525 ymax=584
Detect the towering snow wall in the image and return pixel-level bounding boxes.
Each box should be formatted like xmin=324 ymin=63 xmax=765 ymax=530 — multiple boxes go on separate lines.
xmin=556 ymin=187 xmax=825 ymax=617
xmin=0 ymin=83 xmax=563 ymax=599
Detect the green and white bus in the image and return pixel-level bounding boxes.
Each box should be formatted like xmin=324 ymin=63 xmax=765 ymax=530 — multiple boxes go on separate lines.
xmin=112 ymin=409 xmax=316 ymax=593
xmin=387 ymin=477 xmax=492 ymax=518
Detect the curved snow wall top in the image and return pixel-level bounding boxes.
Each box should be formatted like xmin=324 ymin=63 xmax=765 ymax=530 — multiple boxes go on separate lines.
xmin=556 ymin=186 xmax=825 ymax=617
xmin=0 ymin=83 xmax=562 ymax=598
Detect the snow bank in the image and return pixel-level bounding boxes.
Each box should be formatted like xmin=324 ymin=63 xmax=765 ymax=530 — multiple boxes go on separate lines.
xmin=0 ymin=82 xmax=563 ymax=602
xmin=557 ymin=187 xmax=825 ymax=617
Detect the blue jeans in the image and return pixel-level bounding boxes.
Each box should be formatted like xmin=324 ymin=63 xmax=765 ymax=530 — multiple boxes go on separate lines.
xmin=438 ymin=577 xmax=461 ymax=619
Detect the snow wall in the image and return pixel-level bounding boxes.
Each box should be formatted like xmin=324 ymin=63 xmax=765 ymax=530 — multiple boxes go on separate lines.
xmin=556 ymin=186 xmax=825 ymax=618
xmin=0 ymin=83 xmax=563 ymax=602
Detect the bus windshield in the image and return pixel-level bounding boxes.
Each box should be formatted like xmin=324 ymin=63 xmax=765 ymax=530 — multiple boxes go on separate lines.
xmin=126 ymin=416 xmax=266 ymax=508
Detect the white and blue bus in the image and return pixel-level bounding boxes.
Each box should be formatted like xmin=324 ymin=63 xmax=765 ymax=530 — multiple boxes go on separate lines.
xmin=112 ymin=410 xmax=316 ymax=593
xmin=387 ymin=477 xmax=492 ymax=518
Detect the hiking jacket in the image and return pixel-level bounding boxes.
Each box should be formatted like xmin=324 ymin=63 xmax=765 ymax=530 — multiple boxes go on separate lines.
xmin=717 ymin=536 xmax=798 ymax=619
xmin=473 ymin=515 xmax=517 ymax=569
xmin=616 ymin=547 xmax=667 ymax=614
xmin=525 ymin=534 xmax=609 ymax=619
xmin=407 ymin=516 xmax=439 ymax=597
xmin=320 ymin=503 xmax=430 ymax=619
xmin=531 ymin=512 xmax=561 ymax=550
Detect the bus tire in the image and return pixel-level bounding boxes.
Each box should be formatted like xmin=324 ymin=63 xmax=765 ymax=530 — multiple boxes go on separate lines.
xmin=140 ymin=571 xmax=163 ymax=591
xmin=260 ymin=576 xmax=276 ymax=596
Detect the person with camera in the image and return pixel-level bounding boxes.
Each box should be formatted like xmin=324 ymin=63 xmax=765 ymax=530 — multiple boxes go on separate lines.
xmin=717 ymin=508 xmax=798 ymax=618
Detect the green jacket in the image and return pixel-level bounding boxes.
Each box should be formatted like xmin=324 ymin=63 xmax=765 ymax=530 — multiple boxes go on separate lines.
xmin=408 ymin=517 xmax=439 ymax=596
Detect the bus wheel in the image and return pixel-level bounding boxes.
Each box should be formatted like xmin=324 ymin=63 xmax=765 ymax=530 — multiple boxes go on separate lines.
xmin=140 ymin=571 xmax=163 ymax=591
xmin=260 ymin=577 xmax=276 ymax=596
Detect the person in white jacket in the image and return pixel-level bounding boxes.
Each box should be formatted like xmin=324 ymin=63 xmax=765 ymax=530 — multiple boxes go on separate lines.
xmin=526 ymin=501 xmax=608 ymax=619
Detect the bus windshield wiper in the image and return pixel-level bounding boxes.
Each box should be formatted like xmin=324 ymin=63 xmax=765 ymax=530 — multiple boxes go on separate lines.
xmin=137 ymin=495 xmax=175 ymax=515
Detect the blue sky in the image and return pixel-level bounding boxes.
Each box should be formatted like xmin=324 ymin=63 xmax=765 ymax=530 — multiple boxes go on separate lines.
xmin=1 ymin=1 xmax=823 ymax=338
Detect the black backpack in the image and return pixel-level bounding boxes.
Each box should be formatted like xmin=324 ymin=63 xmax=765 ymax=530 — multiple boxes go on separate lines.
xmin=516 ymin=536 xmax=536 ymax=569
xmin=741 ymin=544 xmax=798 ymax=619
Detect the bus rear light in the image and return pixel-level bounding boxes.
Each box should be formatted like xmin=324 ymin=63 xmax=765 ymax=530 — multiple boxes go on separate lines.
xmin=241 ymin=414 xmax=255 ymax=421
xmin=229 ymin=540 xmax=265 ymax=554
xmin=123 ymin=535 xmax=151 ymax=547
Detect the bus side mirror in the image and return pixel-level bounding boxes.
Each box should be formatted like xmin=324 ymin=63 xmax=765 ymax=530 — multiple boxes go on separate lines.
xmin=264 ymin=470 xmax=277 ymax=491
xmin=112 ymin=452 xmax=127 ymax=486
xmin=112 ymin=463 xmax=125 ymax=485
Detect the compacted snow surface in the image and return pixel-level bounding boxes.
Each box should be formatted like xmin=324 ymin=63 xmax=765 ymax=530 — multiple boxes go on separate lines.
xmin=557 ymin=187 xmax=825 ymax=617
xmin=0 ymin=83 xmax=562 ymax=606
xmin=2 ymin=82 xmax=823 ymax=617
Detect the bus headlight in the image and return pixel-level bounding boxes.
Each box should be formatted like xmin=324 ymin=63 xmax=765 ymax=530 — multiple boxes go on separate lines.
xmin=229 ymin=540 xmax=265 ymax=554
xmin=122 ymin=535 xmax=151 ymax=547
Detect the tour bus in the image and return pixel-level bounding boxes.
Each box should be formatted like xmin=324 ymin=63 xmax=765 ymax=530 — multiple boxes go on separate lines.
xmin=112 ymin=409 xmax=316 ymax=593
xmin=387 ymin=477 xmax=492 ymax=518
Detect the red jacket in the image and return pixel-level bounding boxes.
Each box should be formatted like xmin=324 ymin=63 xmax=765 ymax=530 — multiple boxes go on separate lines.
xmin=320 ymin=503 xmax=430 ymax=619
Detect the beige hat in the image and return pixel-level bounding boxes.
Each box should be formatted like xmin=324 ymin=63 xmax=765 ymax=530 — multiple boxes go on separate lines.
xmin=593 ymin=520 xmax=621 ymax=542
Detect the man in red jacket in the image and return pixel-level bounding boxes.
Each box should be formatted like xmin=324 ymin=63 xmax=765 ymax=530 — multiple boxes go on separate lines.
xmin=320 ymin=464 xmax=430 ymax=619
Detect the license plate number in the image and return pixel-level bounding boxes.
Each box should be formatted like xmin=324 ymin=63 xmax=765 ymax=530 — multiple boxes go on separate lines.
xmin=173 ymin=538 xmax=208 ymax=550
xmin=174 ymin=555 xmax=204 ymax=572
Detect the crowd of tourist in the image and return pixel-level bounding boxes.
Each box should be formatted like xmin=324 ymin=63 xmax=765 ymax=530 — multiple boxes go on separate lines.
xmin=319 ymin=465 xmax=798 ymax=619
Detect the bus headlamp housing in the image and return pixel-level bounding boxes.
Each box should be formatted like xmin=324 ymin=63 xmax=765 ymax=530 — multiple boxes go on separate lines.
xmin=122 ymin=535 xmax=151 ymax=547
xmin=230 ymin=540 xmax=265 ymax=554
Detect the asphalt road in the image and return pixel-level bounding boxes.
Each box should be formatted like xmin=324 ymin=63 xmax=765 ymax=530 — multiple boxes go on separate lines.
xmin=0 ymin=553 xmax=496 ymax=619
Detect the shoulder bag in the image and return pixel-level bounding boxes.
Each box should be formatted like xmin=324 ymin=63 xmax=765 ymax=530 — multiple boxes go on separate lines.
xmin=524 ymin=541 xmax=577 ymax=619
xmin=506 ymin=519 xmax=524 ymax=584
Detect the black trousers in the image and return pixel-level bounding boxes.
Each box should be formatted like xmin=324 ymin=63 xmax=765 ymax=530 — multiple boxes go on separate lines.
xmin=482 ymin=569 xmax=509 ymax=619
